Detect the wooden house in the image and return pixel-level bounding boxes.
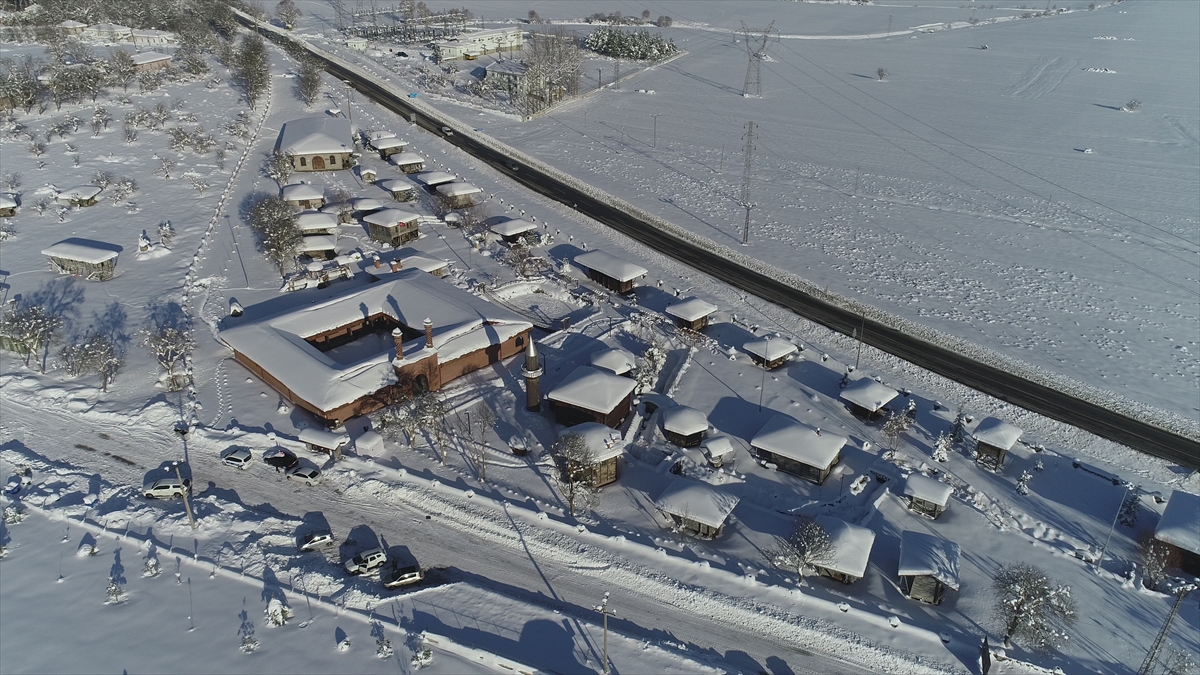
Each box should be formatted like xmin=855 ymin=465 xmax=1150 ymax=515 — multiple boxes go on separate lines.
xmin=281 ymin=183 xmax=325 ymax=209
xmin=813 ymin=516 xmax=875 ymax=584
xmin=131 ymin=51 xmax=173 ymax=72
xmin=971 ymin=417 xmax=1023 ymax=471
xmin=661 ymin=406 xmax=709 ymax=448
xmin=413 ymin=171 xmax=458 ymax=193
xmin=294 ymin=210 xmax=338 ymax=236
xmin=898 ymin=531 xmax=960 ymax=604
xmin=363 ymin=208 xmax=421 ymax=247
xmin=55 ymin=185 xmax=102 ymax=207
xmin=751 ymin=415 xmax=845 ymax=484
xmin=0 ymin=194 xmax=17 ymax=217
xmin=356 ymin=166 xmax=377 ymax=184
xmin=371 ymin=136 xmax=407 ymax=160
xmin=561 ymin=422 xmax=625 ymax=488
xmin=389 ymin=151 xmax=426 ymax=173
xmin=665 ymin=297 xmax=717 ymax=331
xmin=489 ymin=218 xmax=538 ymax=244
xmin=839 ymin=378 xmax=899 ymax=420
xmin=376 ymin=178 xmax=416 ymax=202
xmin=298 ymin=427 xmax=350 ymax=457
xmin=903 ymin=473 xmax=952 ymax=519
xmin=743 ymin=337 xmax=798 ymax=370
xmin=277 ymin=117 xmax=354 ymax=172
xmin=298 ymin=235 xmax=338 ymax=260
xmin=654 ymin=479 xmax=740 ymax=539
xmin=573 ymin=251 xmax=647 ymax=295
xmin=41 ymin=239 xmax=120 ymax=281
xmin=1155 ymin=490 xmax=1200 ymax=576
xmin=547 ymin=365 xmax=636 ymax=428
xmin=588 ymin=347 xmax=637 ymax=377
xmin=435 ymin=182 xmax=483 ymax=209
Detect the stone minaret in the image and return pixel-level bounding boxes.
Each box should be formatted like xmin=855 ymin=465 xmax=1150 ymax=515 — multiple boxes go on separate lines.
xmin=521 ymin=337 xmax=542 ymax=412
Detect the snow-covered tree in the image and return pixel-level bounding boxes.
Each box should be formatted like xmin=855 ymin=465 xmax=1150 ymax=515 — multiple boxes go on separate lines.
xmin=765 ymin=515 xmax=834 ymax=585
xmin=142 ymin=556 xmax=161 ymax=578
xmin=413 ymin=392 xmax=448 ymax=464
xmin=107 ymin=49 xmax=137 ymax=93
xmin=881 ymin=411 xmax=908 ymax=449
xmin=1138 ymin=531 xmax=1176 ymax=590
xmin=932 ymin=431 xmax=952 ymax=463
xmin=1117 ymin=486 xmax=1139 ymax=527
xmin=105 ymin=577 xmax=126 ymax=604
xmin=635 ymin=341 xmax=665 ymax=393
xmin=1016 ymin=470 xmax=1033 ymax=496
xmin=584 ymin=27 xmax=677 ymax=60
xmin=371 ymin=621 xmax=393 ymax=658
xmin=247 ymin=195 xmax=301 ymax=277
xmin=992 ymin=563 xmax=1076 ymax=652
xmin=464 ymin=403 xmax=496 ymax=483
xmin=876 ymin=67 xmax=889 ymax=81
xmin=552 ymin=432 xmax=598 ymax=516
xmin=59 ymin=332 xmax=123 ymax=391
xmin=903 ymin=397 xmax=917 ymax=423
xmin=295 ymin=59 xmax=322 ymax=107
xmin=264 ymin=597 xmax=291 ymax=626
xmin=142 ymin=319 xmax=194 ymax=391
xmin=1 ymin=303 xmax=64 ymax=372
xmin=236 ymin=33 xmax=270 ymax=108
xmin=0 ymin=55 xmax=43 ymax=113
xmin=950 ymin=411 xmax=967 ymax=445
xmin=0 ymin=171 xmax=21 ymax=192
xmin=266 ymin=150 xmax=294 ymax=187
xmin=276 ymin=0 xmax=302 ymax=28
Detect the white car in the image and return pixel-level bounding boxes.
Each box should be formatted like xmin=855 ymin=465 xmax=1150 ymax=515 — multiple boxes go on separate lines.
xmin=298 ymin=529 xmax=335 ymax=552
xmin=220 ymin=447 xmax=252 ymax=469
xmin=345 ymin=547 xmax=387 ymax=575
xmin=143 ymin=477 xmax=189 ymax=499
xmin=440 ymin=125 xmax=453 ymax=136
xmin=286 ymin=466 xmax=321 ymax=486
xmin=382 ymin=562 xmax=424 ymax=589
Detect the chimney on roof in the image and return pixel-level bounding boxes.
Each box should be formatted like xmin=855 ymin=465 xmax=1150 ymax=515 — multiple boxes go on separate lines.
xmin=424 ymin=318 xmax=434 ymax=349
xmin=390 ymin=259 xmax=401 ymax=273
xmin=521 ymin=335 xmax=542 ymax=412
xmin=373 ymin=256 xmax=381 ymax=268
xmin=391 ymin=327 xmax=403 ymax=356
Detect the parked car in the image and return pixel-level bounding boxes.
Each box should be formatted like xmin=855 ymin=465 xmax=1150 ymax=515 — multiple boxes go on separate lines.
xmin=298 ymin=529 xmax=335 ymax=552
xmin=263 ymin=449 xmax=299 ymax=471
xmin=143 ymin=477 xmax=190 ymax=499
xmin=220 ymin=447 xmax=252 ymax=469
xmin=381 ymin=561 xmax=424 ymax=589
xmin=286 ymin=466 xmax=321 ymax=486
xmin=345 ymin=547 xmax=387 ymax=575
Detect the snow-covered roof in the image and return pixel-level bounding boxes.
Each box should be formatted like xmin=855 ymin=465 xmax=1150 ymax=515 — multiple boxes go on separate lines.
xmin=389 ymin=151 xmax=426 ymax=166
xmin=564 ymin=422 xmax=625 ymax=462
xmin=361 ymin=254 xmax=448 ymax=278
xmin=815 ymin=516 xmax=876 ymax=579
xmin=547 ymin=366 xmax=636 ymax=414
xmin=743 ymin=338 xmax=799 ymax=362
xmin=41 ymin=240 xmax=119 ymax=264
xmin=702 ymin=436 xmax=736 ymax=459
xmin=372 ymin=137 xmax=407 ymax=150
xmin=0 ymin=194 xmax=17 ymax=209
xmin=219 ymin=269 xmax=532 ymax=414
xmin=295 ymin=211 xmax=339 ymax=233
xmin=898 ymin=531 xmax=960 ymax=590
xmin=298 ymin=427 xmax=350 ymax=449
xmin=413 ymin=171 xmax=458 ymax=187
xmin=903 ymin=474 xmax=953 ymax=507
xmin=972 ymin=417 xmax=1023 ymax=450
xmin=662 ymin=406 xmax=709 ymax=436
xmin=665 ymin=297 xmax=718 ymax=322
xmin=131 ymin=29 xmax=172 ymax=38
xmin=655 ymin=480 xmax=740 ymax=529
xmin=59 ymin=20 xmax=87 ymax=28
xmin=362 ymin=208 xmax=420 ymax=228
xmin=297 ymin=235 xmax=337 ymax=253
xmin=368 ymin=130 xmax=396 ymax=141
xmin=281 ymin=183 xmax=324 ymax=201
xmin=751 ymin=415 xmax=845 ymax=470
xmin=1155 ymin=490 xmax=1200 ymax=555
xmin=131 ymin=51 xmax=171 ymax=65
xmin=375 ymin=178 xmax=414 ymax=193
xmin=351 ymin=197 xmax=385 ymax=213
xmin=401 ymin=255 xmax=448 ymax=274
xmin=56 ymin=185 xmax=103 ymax=201
xmin=589 ymin=347 xmax=637 ymax=375
xmin=277 ymin=117 xmax=353 ymax=156
xmin=574 ymin=251 xmax=647 ymax=283
xmin=839 ymin=378 xmax=899 ymax=412
xmin=490 ymin=218 xmax=538 ymax=237
xmin=435 ymin=182 xmax=483 ymax=198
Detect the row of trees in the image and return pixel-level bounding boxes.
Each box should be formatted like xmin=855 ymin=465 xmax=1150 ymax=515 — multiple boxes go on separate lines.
xmin=584 ymin=10 xmax=673 ymax=27
xmin=584 ymin=27 xmax=678 ymax=61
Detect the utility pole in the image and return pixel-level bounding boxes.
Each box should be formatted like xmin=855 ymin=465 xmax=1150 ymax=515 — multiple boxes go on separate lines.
xmin=596 ymin=68 xmax=602 ymax=90
xmin=740 ymin=120 xmax=757 ymax=245
xmin=1137 ymin=587 xmax=1192 ymax=675
xmin=854 ymin=313 xmax=865 ymax=371
xmin=651 ymin=113 xmax=660 ymax=148
xmin=739 ymin=21 xmax=778 ymax=98
xmin=343 ymin=81 xmax=354 ymax=130
xmin=887 ymin=14 xmax=893 ymax=38
xmin=594 ymin=592 xmax=617 ymax=675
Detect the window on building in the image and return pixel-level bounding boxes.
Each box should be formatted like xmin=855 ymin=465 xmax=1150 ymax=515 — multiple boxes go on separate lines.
xmin=299 ymin=156 xmax=307 ymax=167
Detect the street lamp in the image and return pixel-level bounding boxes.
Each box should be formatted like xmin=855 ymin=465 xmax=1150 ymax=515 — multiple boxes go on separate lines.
xmin=758 ymin=336 xmax=770 ymax=413
xmin=170 ymin=461 xmax=197 ymax=530
xmin=593 ymin=592 xmax=616 ymax=675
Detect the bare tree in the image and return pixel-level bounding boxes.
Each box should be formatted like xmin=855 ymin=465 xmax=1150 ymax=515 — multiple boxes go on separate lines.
xmin=1121 ymin=99 xmax=1141 ymax=112
xmin=143 ymin=322 xmax=194 ymax=391
xmin=462 ymin=402 xmax=496 ymax=482
xmin=552 ymin=432 xmax=598 ymax=516
xmin=0 ymin=172 xmax=20 ymax=192
xmin=1138 ymin=531 xmax=1177 ymax=590
xmin=765 ymin=515 xmax=834 ymax=585
xmin=0 ymin=55 xmax=43 ymax=113
xmin=295 ymin=59 xmax=323 ymax=107
xmin=993 ymin=563 xmax=1076 ymax=652
xmin=1 ymin=303 xmax=64 ymax=372
xmin=414 ymin=392 xmax=448 ymax=464
xmin=155 ymin=154 xmax=178 ymax=180
xmin=59 ymin=332 xmax=123 ymax=391
xmin=237 ymin=33 xmax=271 ymax=108
xmin=881 ymin=410 xmax=907 ymax=448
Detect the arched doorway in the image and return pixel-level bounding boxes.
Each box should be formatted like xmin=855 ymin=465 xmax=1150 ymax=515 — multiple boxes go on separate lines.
xmin=312 ymin=155 xmax=326 ymax=170
xmin=413 ymin=374 xmax=429 ymax=394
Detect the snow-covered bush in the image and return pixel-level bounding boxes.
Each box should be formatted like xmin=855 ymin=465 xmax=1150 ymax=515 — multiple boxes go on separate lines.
xmin=110 ymin=177 xmax=138 ymax=200
xmin=264 ymin=597 xmax=291 ymax=626
xmin=635 ymin=341 xmax=665 ymax=393
xmin=407 ymin=633 xmax=433 ymax=669
xmin=371 ymin=621 xmax=393 ymax=658
xmin=993 ymin=563 xmax=1076 ymax=652
xmin=932 ymin=432 xmax=951 ymax=462
xmin=142 ymin=556 xmax=161 ymax=578
xmin=3 ymin=505 xmax=25 ymax=524
xmin=1016 ymin=470 xmax=1032 ymax=496
xmin=105 ymin=578 xmax=126 ymax=604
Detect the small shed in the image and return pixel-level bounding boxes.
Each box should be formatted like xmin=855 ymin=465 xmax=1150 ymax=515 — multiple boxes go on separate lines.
xmin=371 ymin=136 xmax=407 ymax=159
xmin=751 ymin=415 xmax=845 ymax=484
xmin=1155 ymin=490 xmax=1200 ymax=576
xmin=702 ymin=436 xmax=736 ymax=468
xmin=490 ymin=218 xmax=538 ymax=244
xmin=56 ymin=185 xmax=103 ymax=207
xmin=661 ymin=406 xmax=709 ymax=448
xmin=903 ymin=473 xmax=952 ymax=519
xmin=281 ymin=183 xmax=325 ymax=209
xmin=0 ymin=194 xmax=17 ymax=217
xmin=356 ymin=165 xmax=377 ymax=184
xmin=298 ymin=234 xmax=338 ymax=260
xmin=435 ymin=182 xmax=483 ymax=209
xmin=350 ymin=197 xmax=386 ymax=218
xmin=665 ymin=297 xmax=718 ymax=331
xmin=295 ymin=210 xmax=339 ymax=236
xmin=743 ymin=337 xmax=798 ymax=370
xmin=389 ymin=151 xmax=426 ymax=173
xmin=898 ymin=531 xmax=960 ymax=604
xmin=813 ymin=515 xmax=876 ymax=584
xmin=654 ymin=480 xmax=740 ymax=539
xmin=363 ymin=208 xmax=421 ymax=246
xmin=298 ymin=427 xmax=351 ymax=456
xmin=972 ymin=417 xmax=1023 ymax=471
xmin=562 ymin=422 xmax=625 ymax=487
xmin=131 ymin=51 xmax=173 ymax=72
xmin=547 ymin=365 xmax=636 ymax=428
xmin=41 ymin=240 xmax=120 ymax=281
xmin=376 ymin=178 xmax=416 ymax=202
xmin=345 ymin=37 xmax=368 ymax=51
xmin=840 ymin=378 xmax=900 ymax=420
xmin=573 ymin=251 xmax=647 ymax=295
xmin=414 ymin=171 xmax=458 ymax=193
xmin=588 ymin=347 xmax=637 ymax=377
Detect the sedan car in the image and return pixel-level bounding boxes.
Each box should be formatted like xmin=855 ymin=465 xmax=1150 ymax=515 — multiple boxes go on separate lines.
xmin=381 ymin=562 xmax=424 ymax=589
xmin=220 ymin=447 xmax=252 ymax=469
xmin=298 ymin=529 xmax=335 ymax=552
xmin=345 ymin=547 xmax=387 ymax=575
xmin=263 ymin=449 xmax=299 ymax=471
xmin=286 ymin=466 xmax=321 ymax=486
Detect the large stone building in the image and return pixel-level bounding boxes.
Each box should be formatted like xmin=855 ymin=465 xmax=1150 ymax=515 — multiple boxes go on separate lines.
xmin=277 ymin=117 xmax=355 ymax=172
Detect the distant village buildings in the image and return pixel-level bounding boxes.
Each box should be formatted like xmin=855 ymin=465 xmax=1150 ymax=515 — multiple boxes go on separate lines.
xmin=433 ymin=27 xmax=523 ymax=62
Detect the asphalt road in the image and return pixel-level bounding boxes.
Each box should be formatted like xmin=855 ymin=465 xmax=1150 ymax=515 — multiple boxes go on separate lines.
xmin=244 ymin=20 xmax=1200 ymax=470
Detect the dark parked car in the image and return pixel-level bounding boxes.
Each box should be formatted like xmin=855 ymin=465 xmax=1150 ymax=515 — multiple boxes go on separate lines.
xmin=263 ymin=449 xmax=299 ymax=471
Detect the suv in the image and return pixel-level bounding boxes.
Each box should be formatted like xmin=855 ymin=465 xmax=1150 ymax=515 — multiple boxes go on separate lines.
xmin=143 ymin=477 xmax=189 ymax=499
xmin=286 ymin=466 xmax=321 ymax=486
xmin=345 ymin=547 xmax=387 ymax=575
xmin=298 ymin=529 xmax=335 ymax=552
xmin=382 ymin=561 xmax=424 ymax=589
xmin=221 ymin=447 xmax=252 ymax=469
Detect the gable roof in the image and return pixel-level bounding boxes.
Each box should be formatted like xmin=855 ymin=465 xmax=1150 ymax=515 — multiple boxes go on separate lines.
xmin=898 ymin=531 xmax=960 ymax=590
xmin=588 ymin=347 xmax=636 ymax=375
xmin=563 ymin=422 xmax=625 ymax=462
xmin=277 ymin=117 xmax=353 ymax=156
xmin=815 ymin=516 xmax=876 ymax=579
xmin=903 ymin=473 xmax=953 ymax=507
xmin=654 ymin=480 xmax=740 ymax=529
xmin=574 ymin=251 xmax=647 ymax=283
xmin=743 ymin=338 xmax=798 ymax=362
xmin=972 ymin=417 xmax=1023 ymax=450
xmin=665 ymin=297 xmax=717 ymax=322
xmin=662 ymin=406 xmax=708 ymax=436
xmin=547 ymin=366 xmax=636 ymax=414
xmin=1155 ymin=490 xmax=1200 ymax=555
xmin=839 ymin=378 xmax=899 ymax=412
xmin=751 ymin=415 xmax=845 ymax=470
